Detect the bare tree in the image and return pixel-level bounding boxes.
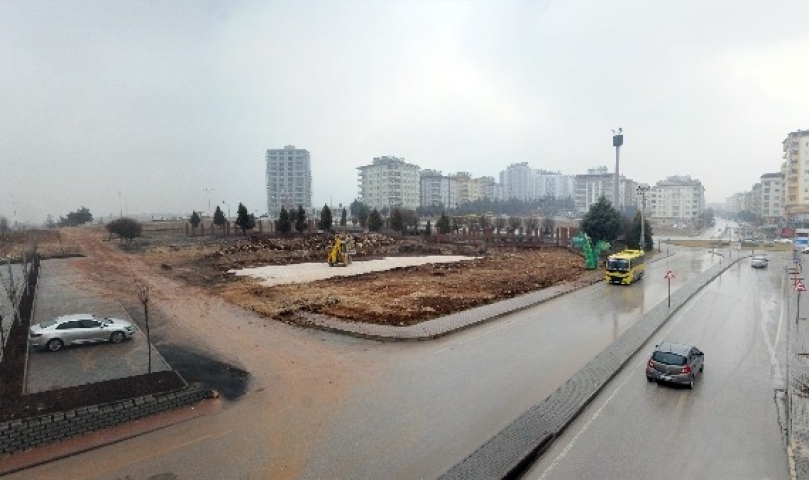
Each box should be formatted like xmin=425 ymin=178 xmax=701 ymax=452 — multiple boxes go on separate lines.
xmin=135 ymin=282 xmax=152 ymax=374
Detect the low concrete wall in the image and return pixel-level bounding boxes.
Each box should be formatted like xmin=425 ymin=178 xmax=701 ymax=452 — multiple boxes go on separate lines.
xmin=0 ymin=385 xmax=215 ymax=458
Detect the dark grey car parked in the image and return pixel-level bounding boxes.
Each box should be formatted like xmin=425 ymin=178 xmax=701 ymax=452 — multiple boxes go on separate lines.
xmin=646 ymin=341 xmax=704 ymax=388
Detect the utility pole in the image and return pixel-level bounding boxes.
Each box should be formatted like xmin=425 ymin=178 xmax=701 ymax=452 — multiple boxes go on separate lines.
xmin=637 ymin=184 xmax=650 ymax=249
xmin=612 ymin=128 xmax=623 ymax=211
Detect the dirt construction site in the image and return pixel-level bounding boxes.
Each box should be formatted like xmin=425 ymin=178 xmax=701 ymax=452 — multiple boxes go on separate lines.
xmin=140 ymin=229 xmax=589 ymax=326
xmin=11 ymin=226 xmax=591 ymax=328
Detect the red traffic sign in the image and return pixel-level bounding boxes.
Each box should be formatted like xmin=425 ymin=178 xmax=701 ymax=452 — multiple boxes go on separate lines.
xmin=796 ymin=281 xmax=807 ymax=292
xmin=664 ymin=271 xmax=675 ymax=279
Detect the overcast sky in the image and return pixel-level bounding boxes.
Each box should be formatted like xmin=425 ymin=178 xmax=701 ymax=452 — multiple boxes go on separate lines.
xmin=2 ymin=0 xmax=808 ymax=224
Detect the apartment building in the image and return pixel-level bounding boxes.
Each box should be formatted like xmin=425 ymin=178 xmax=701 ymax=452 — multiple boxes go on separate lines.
xmin=451 ymin=172 xmax=479 ymax=206
xmin=648 ymin=176 xmax=705 ymax=224
xmin=265 ymin=145 xmax=312 ymax=217
xmin=500 ymin=162 xmax=533 ymax=201
xmin=760 ymin=172 xmax=784 ymax=225
xmin=783 ymin=129 xmax=809 ymax=224
xmin=535 ymin=171 xmax=575 ymax=199
xmin=420 ymin=169 xmax=456 ymax=209
xmin=357 ymin=156 xmax=421 ymax=210
xmin=477 ymin=176 xmax=501 ymax=201
xmin=574 ymin=166 xmax=636 ymax=213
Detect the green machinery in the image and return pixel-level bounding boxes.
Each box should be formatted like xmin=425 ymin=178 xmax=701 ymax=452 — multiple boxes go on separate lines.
xmin=572 ymin=232 xmax=610 ymax=270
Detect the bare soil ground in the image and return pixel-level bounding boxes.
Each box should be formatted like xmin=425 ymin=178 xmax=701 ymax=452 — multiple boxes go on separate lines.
xmin=128 ymin=229 xmax=588 ymax=326
xmin=0 ymin=227 xmax=586 ymax=421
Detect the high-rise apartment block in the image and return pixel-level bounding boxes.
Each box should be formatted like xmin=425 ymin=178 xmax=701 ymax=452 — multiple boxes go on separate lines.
xmin=782 ymin=130 xmax=809 ymax=223
xmin=266 ymin=145 xmax=312 ymax=217
xmin=357 ymin=156 xmax=421 ymax=210
xmin=760 ymin=172 xmax=783 ymax=225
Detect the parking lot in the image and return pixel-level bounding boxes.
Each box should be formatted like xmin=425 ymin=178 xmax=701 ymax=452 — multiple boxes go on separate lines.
xmin=25 ymin=258 xmax=171 ymax=394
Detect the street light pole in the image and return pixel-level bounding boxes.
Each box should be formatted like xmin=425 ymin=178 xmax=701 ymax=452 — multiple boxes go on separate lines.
xmin=613 ymin=128 xmax=623 ymax=210
xmin=637 ymin=184 xmax=650 ymax=250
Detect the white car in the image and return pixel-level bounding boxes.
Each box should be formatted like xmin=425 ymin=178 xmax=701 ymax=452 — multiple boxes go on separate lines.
xmin=751 ymin=256 xmax=768 ymax=268
xmin=29 ymin=314 xmax=136 ymax=352
xmin=776 ymin=238 xmax=793 ymax=244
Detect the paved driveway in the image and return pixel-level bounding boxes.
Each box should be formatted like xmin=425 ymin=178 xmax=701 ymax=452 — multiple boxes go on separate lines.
xmin=25 ymin=258 xmax=171 ymax=394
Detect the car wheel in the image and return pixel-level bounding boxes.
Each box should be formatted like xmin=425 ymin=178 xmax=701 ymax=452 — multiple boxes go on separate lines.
xmin=700 ymin=365 xmax=704 ymax=373
xmin=688 ymin=375 xmax=695 ymax=389
xmin=646 ymin=375 xmax=654 ymax=382
xmin=110 ymin=331 xmax=126 ymax=344
xmin=46 ymin=339 xmax=63 ymax=352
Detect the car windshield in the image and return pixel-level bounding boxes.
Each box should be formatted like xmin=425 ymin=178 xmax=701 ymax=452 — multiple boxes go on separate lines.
xmin=37 ymin=319 xmax=57 ymax=328
xmin=606 ymin=259 xmax=629 ymax=271
xmin=652 ymin=351 xmax=687 ymax=366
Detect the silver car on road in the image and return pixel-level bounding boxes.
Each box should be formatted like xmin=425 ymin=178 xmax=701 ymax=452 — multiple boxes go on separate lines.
xmin=646 ymin=341 xmax=704 ymax=388
xmin=29 ymin=314 xmax=136 ymax=352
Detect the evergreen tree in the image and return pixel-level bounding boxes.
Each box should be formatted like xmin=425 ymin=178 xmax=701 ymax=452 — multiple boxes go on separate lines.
xmin=368 ymin=208 xmax=384 ymax=232
xmin=295 ymin=205 xmax=307 ymax=233
xmin=358 ymin=205 xmax=369 ymax=228
xmin=277 ymin=207 xmax=292 ymax=234
xmin=425 ymin=220 xmax=432 ymax=236
xmin=189 ymin=211 xmax=201 ymax=235
xmin=319 ymin=204 xmax=333 ymax=231
xmin=340 ymin=207 xmax=347 ymax=228
xmin=235 ymin=203 xmax=255 ymax=235
xmin=580 ymin=196 xmax=622 ymax=243
xmin=436 ymin=212 xmax=451 ymax=234
xmin=390 ymin=208 xmax=404 ymax=232
xmin=213 ymin=206 xmax=226 ymax=231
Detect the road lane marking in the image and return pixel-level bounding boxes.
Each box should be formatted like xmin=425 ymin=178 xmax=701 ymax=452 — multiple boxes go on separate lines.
xmin=537 ymin=292 xmax=702 ymax=479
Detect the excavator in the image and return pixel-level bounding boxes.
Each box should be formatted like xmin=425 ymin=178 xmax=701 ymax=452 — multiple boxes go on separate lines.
xmin=327 ymin=235 xmax=353 ymax=267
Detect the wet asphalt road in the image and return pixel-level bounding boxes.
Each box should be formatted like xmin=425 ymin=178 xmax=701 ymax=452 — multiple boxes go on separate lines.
xmin=525 ymin=252 xmax=789 ymax=479
xmin=5 ymin=245 xmax=764 ymax=479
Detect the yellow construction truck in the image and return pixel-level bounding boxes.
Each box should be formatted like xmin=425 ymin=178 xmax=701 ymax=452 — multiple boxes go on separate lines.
xmin=327 ymin=236 xmax=353 ymax=267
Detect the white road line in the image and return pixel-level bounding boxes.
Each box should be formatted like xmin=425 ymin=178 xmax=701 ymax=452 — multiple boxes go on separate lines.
xmin=537 ymin=290 xmax=702 ymax=479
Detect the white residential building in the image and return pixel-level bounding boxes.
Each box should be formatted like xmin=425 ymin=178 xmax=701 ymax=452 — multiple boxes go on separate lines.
xmin=266 ymin=145 xmax=312 ymax=217
xmin=357 ymin=156 xmax=421 ymax=210
xmin=535 ymin=171 xmax=575 ymax=199
xmin=782 ymin=129 xmax=809 ymax=224
xmin=420 ymin=170 xmax=455 ymax=209
xmin=477 ymin=176 xmax=501 ymax=201
xmin=648 ymin=176 xmax=705 ymax=224
xmin=760 ymin=172 xmax=783 ymax=225
xmin=500 ymin=162 xmax=533 ymax=201
xmin=574 ymin=166 xmax=636 ymax=213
